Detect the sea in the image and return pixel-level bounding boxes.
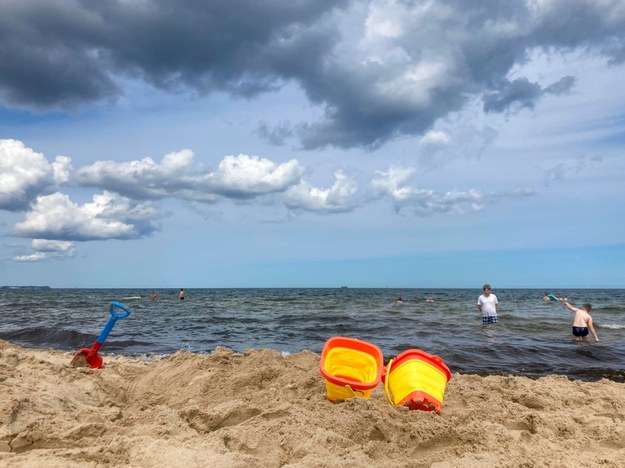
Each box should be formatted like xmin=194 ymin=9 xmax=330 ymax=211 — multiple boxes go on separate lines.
xmin=1 ymin=288 xmax=624 ymax=382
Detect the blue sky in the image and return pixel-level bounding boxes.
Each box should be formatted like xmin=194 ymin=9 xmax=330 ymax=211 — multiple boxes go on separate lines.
xmin=1 ymin=0 xmax=624 ymax=288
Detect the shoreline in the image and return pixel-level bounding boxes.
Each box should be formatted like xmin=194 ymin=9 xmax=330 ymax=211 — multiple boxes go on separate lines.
xmin=1 ymin=340 xmax=624 ymax=467
xmin=4 ymin=340 xmax=625 ymax=384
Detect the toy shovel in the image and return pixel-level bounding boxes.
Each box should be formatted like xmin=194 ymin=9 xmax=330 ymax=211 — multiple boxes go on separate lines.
xmin=70 ymin=301 xmax=132 ymax=369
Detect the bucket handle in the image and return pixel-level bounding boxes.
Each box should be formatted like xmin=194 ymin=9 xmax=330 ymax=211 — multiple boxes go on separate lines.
xmin=343 ymin=384 xmax=365 ymax=398
xmin=383 ymin=358 xmax=395 ymax=406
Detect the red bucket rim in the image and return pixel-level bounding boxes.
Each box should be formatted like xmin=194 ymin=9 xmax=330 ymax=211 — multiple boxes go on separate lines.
xmin=319 ymin=336 xmax=384 ymax=390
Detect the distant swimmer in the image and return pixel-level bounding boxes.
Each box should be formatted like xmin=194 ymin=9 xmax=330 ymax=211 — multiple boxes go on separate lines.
xmin=543 ymin=292 xmax=550 ymax=302
xmin=425 ymin=297 xmax=434 ymax=303
xmin=179 ymin=289 xmax=185 ymax=301
xmin=151 ymin=291 xmax=158 ymax=301
xmin=563 ymin=301 xmax=599 ymax=343
xmin=396 ymin=297 xmax=403 ymax=304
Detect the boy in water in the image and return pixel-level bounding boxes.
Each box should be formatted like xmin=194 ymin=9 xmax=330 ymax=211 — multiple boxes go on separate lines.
xmin=563 ymin=302 xmax=599 ymax=342
xmin=477 ymin=284 xmax=498 ymax=324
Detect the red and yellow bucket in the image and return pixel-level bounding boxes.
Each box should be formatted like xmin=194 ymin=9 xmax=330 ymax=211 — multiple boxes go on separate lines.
xmin=383 ymin=349 xmax=451 ymax=413
xmin=319 ymin=336 xmax=384 ymax=401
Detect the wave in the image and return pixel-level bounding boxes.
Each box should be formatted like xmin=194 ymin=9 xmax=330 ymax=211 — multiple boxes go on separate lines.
xmin=597 ymin=305 xmax=625 ymax=313
xmin=600 ymin=323 xmax=625 ymax=330
xmin=0 ymin=326 xmax=95 ymax=350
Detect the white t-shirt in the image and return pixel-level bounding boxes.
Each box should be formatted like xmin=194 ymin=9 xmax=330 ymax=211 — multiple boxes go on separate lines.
xmin=477 ymin=294 xmax=498 ymax=317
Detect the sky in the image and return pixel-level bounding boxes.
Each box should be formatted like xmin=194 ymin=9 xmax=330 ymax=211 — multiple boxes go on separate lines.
xmin=1 ymin=0 xmax=624 ymax=289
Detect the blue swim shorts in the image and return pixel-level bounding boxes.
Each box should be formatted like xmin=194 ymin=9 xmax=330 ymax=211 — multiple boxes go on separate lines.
xmin=572 ymin=326 xmax=589 ymax=337
xmin=482 ymin=315 xmax=498 ymax=324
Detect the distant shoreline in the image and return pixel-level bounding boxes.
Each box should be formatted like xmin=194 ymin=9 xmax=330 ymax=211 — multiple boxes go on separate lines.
xmin=1 ymin=286 xmax=623 ymax=290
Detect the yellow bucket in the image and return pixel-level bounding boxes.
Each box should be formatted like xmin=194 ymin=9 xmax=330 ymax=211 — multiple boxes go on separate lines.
xmin=320 ymin=336 xmax=384 ymax=401
xmin=383 ymin=349 xmax=451 ymax=412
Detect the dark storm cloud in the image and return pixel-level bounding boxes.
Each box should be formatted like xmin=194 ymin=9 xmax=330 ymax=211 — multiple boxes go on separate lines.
xmin=272 ymin=0 xmax=625 ymax=149
xmin=1 ymin=0 xmax=624 ymax=148
xmin=0 ymin=0 xmax=346 ymax=107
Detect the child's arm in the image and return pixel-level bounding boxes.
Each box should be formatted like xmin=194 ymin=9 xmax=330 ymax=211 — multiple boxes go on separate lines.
xmin=563 ymin=301 xmax=576 ymax=313
xmin=588 ymin=317 xmax=599 ymax=342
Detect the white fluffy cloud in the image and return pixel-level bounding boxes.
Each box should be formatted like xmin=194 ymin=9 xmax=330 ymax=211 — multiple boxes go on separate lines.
xmin=284 ymin=171 xmax=359 ymax=213
xmin=76 ymin=151 xmax=304 ymax=201
xmin=371 ymin=166 xmax=533 ymax=215
xmin=201 ymin=155 xmax=304 ymax=199
xmin=12 ymin=191 xmax=160 ymax=241
xmin=419 ymin=130 xmax=450 ymax=149
xmin=13 ymin=252 xmax=48 ymax=262
xmin=0 ymin=139 xmax=72 ymax=211
xmin=2 ymin=138 xmax=537 ymax=266
xmin=14 ymin=239 xmax=75 ymax=262
xmin=75 ymin=149 xmax=201 ymax=200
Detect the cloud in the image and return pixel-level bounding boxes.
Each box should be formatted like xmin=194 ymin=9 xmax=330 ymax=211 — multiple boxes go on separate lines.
xmin=13 ymin=239 xmax=75 ymax=262
xmin=284 ymin=171 xmax=359 ymax=213
xmin=419 ymin=130 xmax=450 ymax=149
xmin=13 ymin=252 xmax=48 ymax=262
xmin=75 ymin=149 xmax=206 ymax=201
xmin=0 ymin=0 xmax=346 ymax=108
xmin=283 ymin=0 xmax=625 ymax=148
xmin=76 ymin=151 xmax=304 ymax=201
xmin=1 ymin=1 xmax=623 ymax=149
xmin=201 ymin=155 xmax=304 ymax=199
xmin=256 ymin=121 xmax=297 ymax=146
xmin=0 ymin=139 xmax=72 ymax=211
xmin=12 ymin=191 xmax=160 ymax=241
xmin=483 ymin=76 xmax=576 ymax=113
xmin=483 ymin=78 xmax=543 ymax=113
xmin=417 ymin=123 xmax=498 ymax=169
xmin=543 ymin=75 xmax=576 ymax=96
xmin=543 ymin=154 xmax=603 ymax=186
xmin=371 ymin=166 xmax=533 ymax=215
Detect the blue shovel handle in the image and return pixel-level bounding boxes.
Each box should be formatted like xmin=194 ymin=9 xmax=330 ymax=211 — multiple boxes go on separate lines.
xmin=95 ymin=301 xmax=132 ymax=344
xmin=110 ymin=301 xmax=132 ymax=319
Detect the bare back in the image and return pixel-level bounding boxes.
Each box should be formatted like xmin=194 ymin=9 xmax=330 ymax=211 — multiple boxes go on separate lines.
xmin=563 ymin=301 xmax=599 ymax=342
xmin=572 ymin=308 xmax=592 ymax=328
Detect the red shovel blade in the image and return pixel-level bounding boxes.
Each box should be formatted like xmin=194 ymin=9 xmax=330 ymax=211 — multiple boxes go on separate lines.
xmin=69 ymin=348 xmax=103 ymax=369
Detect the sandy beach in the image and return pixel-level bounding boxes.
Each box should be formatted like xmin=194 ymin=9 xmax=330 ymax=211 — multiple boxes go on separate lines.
xmin=1 ymin=339 xmax=624 ymax=467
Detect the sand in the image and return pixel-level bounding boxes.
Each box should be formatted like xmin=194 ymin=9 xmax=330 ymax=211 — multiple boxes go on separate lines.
xmin=1 ymin=340 xmax=624 ymax=467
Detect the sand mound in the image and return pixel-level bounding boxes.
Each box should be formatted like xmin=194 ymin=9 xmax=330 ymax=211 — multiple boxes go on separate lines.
xmin=1 ymin=340 xmax=624 ymax=467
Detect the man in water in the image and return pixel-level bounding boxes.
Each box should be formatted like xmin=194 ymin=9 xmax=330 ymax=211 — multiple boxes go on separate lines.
xmin=477 ymin=284 xmax=499 ymax=324
xmin=563 ymin=302 xmax=599 ymax=342
xmin=179 ymin=289 xmax=185 ymax=300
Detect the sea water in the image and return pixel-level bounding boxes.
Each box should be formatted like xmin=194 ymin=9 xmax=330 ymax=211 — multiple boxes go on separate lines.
xmin=1 ymin=288 xmax=624 ymax=382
